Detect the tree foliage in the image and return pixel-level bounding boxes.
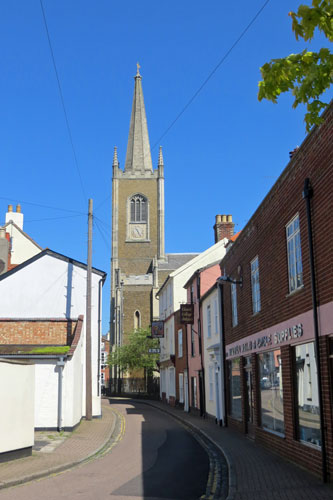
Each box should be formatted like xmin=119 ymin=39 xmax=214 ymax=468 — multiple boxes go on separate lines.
xmin=108 ymin=327 xmax=160 ymax=372
xmin=258 ymin=0 xmax=333 ymax=131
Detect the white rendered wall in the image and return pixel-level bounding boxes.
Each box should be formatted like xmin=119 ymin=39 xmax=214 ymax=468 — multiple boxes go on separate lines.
xmin=202 ymin=288 xmax=222 ymax=419
xmin=0 ymin=253 xmax=103 ymax=424
xmin=5 ymin=223 xmax=41 ymax=265
xmin=34 ymin=361 xmax=58 ymax=428
xmin=0 ymin=360 xmax=35 ymax=453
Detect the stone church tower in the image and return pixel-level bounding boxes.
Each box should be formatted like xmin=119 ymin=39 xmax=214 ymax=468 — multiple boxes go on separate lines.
xmin=110 ymin=67 xmax=165 ymax=377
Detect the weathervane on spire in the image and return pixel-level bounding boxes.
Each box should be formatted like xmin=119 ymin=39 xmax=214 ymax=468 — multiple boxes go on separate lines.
xmin=136 ymin=62 xmax=141 ymax=76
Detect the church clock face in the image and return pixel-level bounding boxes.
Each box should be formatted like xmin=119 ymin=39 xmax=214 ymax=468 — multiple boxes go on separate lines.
xmin=130 ymin=224 xmax=146 ymax=240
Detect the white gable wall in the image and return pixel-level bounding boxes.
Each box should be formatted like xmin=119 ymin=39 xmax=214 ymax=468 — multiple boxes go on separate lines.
xmin=0 ymin=253 xmax=103 ymax=427
xmin=5 ymin=223 xmax=41 ymax=265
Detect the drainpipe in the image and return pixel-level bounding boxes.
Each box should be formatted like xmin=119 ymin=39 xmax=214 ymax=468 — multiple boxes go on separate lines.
xmin=302 ymin=177 xmax=327 ymax=483
xmin=57 ymin=356 xmax=65 ymax=431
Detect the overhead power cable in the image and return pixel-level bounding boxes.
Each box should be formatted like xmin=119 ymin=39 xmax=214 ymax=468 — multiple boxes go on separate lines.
xmin=151 ymin=0 xmax=271 ymax=150
xmin=39 ymin=0 xmax=87 ymax=203
xmin=0 ymin=195 xmax=85 ymax=214
xmin=94 ymin=217 xmax=111 ymax=251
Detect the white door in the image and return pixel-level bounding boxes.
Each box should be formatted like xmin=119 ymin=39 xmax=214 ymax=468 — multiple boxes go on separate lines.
xmin=184 ymin=369 xmax=189 ymax=412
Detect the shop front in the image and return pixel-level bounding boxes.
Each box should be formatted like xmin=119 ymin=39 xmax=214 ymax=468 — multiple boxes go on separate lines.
xmin=225 ymin=303 xmax=333 ymax=479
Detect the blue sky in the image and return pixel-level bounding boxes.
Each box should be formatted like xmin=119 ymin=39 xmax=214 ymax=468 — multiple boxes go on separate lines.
xmin=0 ymin=1 xmax=331 ymax=333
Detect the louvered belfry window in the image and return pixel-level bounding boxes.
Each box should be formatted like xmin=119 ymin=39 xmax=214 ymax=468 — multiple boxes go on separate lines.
xmin=130 ymin=195 xmax=147 ymax=222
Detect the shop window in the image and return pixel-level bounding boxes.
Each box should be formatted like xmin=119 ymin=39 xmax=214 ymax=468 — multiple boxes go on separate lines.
xmin=251 ymin=256 xmax=261 ymax=314
xmin=259 ymin=349 xmax=284 ymax=435
xmin=231 ymin=283 xmax=238 ymax=327
xmin=229 ymin=358 xmax=242 ymax=420
xmin=286 ymin=214 xmax=303 ymax=293
xmin=295 ymin=342 xmax=321 ymax=447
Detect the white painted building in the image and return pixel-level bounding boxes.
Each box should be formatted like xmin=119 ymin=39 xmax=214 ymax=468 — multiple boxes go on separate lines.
xmin=157 ymin=238 xmax=228 ymax=404
xmin=2 ymin=204 xmax=42 ymax=267
xmin=201 ymin=283 xmax=224 ymax=424
xmin=0 ymin=359 xmax=35 ymax=460
xmin=0 ymin=249 xmax=106 ymax=430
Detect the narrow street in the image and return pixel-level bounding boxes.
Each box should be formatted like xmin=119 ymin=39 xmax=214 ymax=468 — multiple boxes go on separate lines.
xmin=0 ymin=400 xmax=220 ymax=500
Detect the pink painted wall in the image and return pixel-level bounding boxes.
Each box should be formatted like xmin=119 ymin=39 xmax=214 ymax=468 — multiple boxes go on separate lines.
xmin=186 ymin=263 xmax=221 ymax=409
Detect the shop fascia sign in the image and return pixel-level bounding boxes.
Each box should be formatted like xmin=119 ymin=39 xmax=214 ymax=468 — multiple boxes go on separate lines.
xmin=227 ymin=323 xmax=303 ymax=358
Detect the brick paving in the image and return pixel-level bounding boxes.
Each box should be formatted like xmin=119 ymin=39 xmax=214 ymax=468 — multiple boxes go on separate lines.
xmin=141 ymin=400 xmax=333 ymax=500
xmin=0 ymin=399 xmax=116 ymax=490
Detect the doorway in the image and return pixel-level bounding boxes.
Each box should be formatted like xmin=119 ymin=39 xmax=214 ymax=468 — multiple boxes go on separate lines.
xmin=244 ymin=356 xmax=255 ymax=438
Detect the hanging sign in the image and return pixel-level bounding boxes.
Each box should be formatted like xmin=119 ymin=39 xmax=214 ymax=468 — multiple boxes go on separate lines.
xmin=151 ymin=321 xmax=164 ymax=338
xmin=180 ymin=304 xmax=194 ymax=324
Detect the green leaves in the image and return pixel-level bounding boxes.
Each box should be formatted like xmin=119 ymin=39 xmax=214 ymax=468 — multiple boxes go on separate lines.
xmin=258 ymin=1 xmax=333 ymax=131
xmin=108 ymin=327 xmax=160 ymax=372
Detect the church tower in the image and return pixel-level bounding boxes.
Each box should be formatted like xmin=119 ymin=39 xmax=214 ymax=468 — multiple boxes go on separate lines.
xmin=110 ymin=66 xmax=165 ymax=374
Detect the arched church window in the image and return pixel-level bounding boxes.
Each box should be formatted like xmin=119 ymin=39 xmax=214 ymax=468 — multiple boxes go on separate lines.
xmin=130 ymin=195 xmax=147 ymax=222
xmin=134 ymin=310 xmax=141 ymax=330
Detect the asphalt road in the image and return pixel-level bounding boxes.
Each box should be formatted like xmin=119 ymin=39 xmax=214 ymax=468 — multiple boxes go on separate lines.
xmin=1 ymin=400 xmax=210 ymax=500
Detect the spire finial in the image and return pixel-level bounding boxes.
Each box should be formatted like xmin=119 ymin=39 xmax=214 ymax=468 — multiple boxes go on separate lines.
xmin=158 ymin=146 xmax=164 ymax=167
xmin=113 ymin=146 xmax=119 ymax=167
xmin=136 ymin=62 xmax=141 ymax=76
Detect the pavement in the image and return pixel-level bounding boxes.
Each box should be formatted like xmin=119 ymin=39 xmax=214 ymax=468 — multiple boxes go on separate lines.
xmin=0 ymin=397 xmax=332 ymax=500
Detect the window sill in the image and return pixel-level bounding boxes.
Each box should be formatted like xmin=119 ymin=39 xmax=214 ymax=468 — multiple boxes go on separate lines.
xmin=125 ymin=239 xmax=151 ymax=243
xmin=299 ymin=439 xmax=321 ymax=451
xmin=262 ymin=426 xmax=285 ymax=439
xmin=286 ymin=285 xmax=304 ymax=298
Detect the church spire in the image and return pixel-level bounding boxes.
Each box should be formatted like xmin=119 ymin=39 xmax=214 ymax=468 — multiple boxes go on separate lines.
xmin=124 ymin=64 xmax=153 ymax=173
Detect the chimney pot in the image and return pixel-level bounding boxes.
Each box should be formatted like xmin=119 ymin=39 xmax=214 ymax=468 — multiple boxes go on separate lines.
xmin=8 ymin=205 xmax=13 ymax=212
xmin=216 ymin=215 xmax=222 ymax=223
xmin=222 ymin=215 xmax=227 ymax=222
xmin=227 ymin=215 xmax=232 ymax=222
xmin=16 ymin=204 xmax=21 ymax=213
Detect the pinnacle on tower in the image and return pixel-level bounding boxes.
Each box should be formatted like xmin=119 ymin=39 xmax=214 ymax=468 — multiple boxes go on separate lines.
xmin=124 ymin=65 xmax=153 ymax=173
xmin=158 ymin=146 xmax=164 ymax=167
xmin=112 ymin=146 xmax=119 ymax=168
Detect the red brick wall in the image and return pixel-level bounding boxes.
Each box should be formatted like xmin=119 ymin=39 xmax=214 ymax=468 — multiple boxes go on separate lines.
xmin=221 ymin=104 xmax=333 ymax=344
xmin=0 ymin=319 xmax=76 ymax=345
xmin=220 ymin=104 xmax=333 ymax=479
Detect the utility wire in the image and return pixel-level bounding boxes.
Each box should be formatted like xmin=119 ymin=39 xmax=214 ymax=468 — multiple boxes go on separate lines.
xmin=0 ymin=195 xmax=85 ymax=215
xmin=94 ymin=217 xmax=111 ymax=251
xmin=25 ymin=214 xmax=84 ymax=223
xmin=94 ymin=215 xmax=111 ymax=234
xmin=151 ymin=0 xmax=271 ymax=150
xmin=39 ymin=0 xmax=87 ymax=204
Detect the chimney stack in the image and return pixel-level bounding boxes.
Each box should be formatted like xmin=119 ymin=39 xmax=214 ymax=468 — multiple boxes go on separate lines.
xmin=5 ymin=203 xmax=24 ymax=230
xmin=214 ymin=214 xmax=234 ymax=243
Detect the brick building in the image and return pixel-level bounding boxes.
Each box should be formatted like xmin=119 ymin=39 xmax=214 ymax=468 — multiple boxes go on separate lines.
xmin=219 ymin=103 xmax=333 ymax=480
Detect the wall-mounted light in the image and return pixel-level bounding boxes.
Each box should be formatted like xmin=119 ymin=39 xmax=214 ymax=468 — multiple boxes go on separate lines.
xmin=218 ymin=275 xmax=243 ymax=287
